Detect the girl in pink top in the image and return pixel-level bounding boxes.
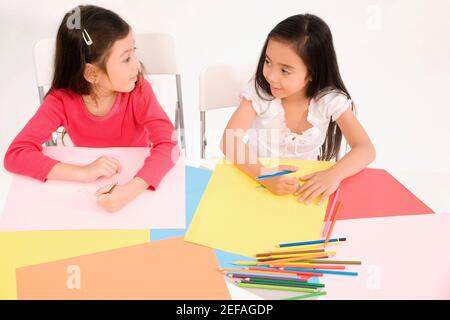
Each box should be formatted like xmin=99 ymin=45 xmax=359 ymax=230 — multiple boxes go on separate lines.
xmin=4 ymin=5 xmax=179 ymax=212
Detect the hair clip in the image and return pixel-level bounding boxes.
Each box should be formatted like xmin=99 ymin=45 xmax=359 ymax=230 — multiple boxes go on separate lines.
xmin=82 ymin=28 xmax=93 ymax=46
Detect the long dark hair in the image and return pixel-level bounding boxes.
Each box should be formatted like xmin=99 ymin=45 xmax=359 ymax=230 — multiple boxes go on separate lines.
xmin=255 ymin=14 xmax=354 ymax=161
xmin=49 ymin=5 xmax=143 ymax=95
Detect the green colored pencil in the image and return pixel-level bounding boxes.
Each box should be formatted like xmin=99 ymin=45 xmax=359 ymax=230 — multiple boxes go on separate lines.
xmin=282 ymin=291 xmax=327 ymax=300
xmin=246 ymin=277 xmax=325 ymax=288
xmin=237 ymin=282 xmax=317 ymax=293
xmin=243 ymin=279 xmax=320 ymax=290
xmin=232 ymin=261 xmax=258 ymax=266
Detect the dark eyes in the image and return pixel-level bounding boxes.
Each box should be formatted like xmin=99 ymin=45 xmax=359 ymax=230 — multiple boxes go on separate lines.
xmin=124 ymin=47 xmax=137 ymax=63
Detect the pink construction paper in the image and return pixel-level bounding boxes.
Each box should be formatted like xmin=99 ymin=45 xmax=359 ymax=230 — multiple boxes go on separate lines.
xmin=0 ymin=147 xmax=185 ymax=231
xmin=322 ymin=213 xmax=450 ymax=299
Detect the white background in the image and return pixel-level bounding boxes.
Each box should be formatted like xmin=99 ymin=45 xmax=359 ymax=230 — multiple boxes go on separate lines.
xmin=0 ymin=0 xmax=449 ymax=300
xmin=1 ymin=0 xmax=450 ymax=171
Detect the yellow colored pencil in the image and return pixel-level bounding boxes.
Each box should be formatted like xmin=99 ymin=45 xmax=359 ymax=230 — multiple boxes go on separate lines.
xmin=232 ymin=261 xmax=259 ymax=266
xmin=256 ymin=251 xmax=335 ymax=266
xmin=258 ymin=252 xmax=328 ymax=260
xmin=218 ymin=268 xmax=296 ymax=277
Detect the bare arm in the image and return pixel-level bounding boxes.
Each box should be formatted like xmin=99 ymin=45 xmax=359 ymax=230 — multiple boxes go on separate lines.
xmin=220 ymin=99 xmax=299 ymax=195
xmin=220 ymin=99 xmax=263 ymax=179
xmin=47 ymin=156 xmax=121 ymax=182
xmin=329 ymin=108 xmax=376 ymax=180
xmin=296 ymin=107 xmax=376 ymax=204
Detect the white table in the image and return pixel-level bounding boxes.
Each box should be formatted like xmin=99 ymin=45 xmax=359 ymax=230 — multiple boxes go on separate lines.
xmin=1 ymin=160 xmax=449 ymax=299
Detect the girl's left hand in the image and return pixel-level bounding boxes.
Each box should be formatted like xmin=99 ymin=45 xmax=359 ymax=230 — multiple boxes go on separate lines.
xmin=95 ymin=183 xmax=134 ymax=213
xmin=294 ymin=169 xmax=342 ymax=205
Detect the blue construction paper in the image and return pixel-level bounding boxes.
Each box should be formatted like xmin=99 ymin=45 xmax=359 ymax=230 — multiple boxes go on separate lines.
xmin=150 ymin=165 xmax=320 ymax=284
xmin=150 ymin=166 xmax=212 ymax=241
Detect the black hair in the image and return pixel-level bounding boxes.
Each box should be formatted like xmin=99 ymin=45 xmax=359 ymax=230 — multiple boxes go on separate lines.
xmin=255 ymin=14 xmax=354 ymax=161
xmin=49 ymin=5 xmax=144 ymax=95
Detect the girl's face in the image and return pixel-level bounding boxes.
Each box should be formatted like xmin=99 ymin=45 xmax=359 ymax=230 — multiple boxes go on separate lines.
xmin=88 ymin=30 xmax=141 ymax=94
xmin=263 ymin=39 xmax=311 ymax=99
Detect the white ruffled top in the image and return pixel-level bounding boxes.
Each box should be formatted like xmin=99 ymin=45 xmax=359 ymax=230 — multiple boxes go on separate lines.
xmin=240 ymin=81 xmax=351 ymax=160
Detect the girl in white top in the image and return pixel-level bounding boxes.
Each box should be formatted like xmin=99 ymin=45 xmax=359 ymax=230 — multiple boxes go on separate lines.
xmin=221 ymin=14 xmax=376 ymax=205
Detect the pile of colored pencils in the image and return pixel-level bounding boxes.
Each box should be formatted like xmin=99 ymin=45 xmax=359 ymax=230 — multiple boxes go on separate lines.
xmin=218 ymin=198 xmax=362 ymax=300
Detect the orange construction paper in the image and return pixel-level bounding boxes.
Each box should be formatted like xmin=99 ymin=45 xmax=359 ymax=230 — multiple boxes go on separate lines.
xmin=16 ymin=237 xmax=230 ymax=300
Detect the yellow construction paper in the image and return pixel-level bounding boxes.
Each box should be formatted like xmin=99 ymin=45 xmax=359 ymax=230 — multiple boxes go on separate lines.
xmin=185 ymin=159 xmax=334 ymax=257
xmin=0 ymin=230 xmax=149 ymax=300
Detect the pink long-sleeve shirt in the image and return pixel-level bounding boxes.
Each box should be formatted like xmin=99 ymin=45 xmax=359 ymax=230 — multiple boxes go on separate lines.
xmin=4 ymin=79 xmax=179 ymax=190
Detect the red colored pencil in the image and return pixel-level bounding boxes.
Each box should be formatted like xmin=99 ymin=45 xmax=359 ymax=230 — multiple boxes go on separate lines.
xmin=270 ymin=264 xmax=345 ymax=270
xmin=325 ymin=201 xmax=342 ymax=245
xmin=322 ymin=188 xmax=340 ymax=238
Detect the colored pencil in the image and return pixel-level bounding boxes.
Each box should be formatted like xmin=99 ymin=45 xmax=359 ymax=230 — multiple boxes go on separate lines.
xmin=256 ymin=170 xmax=295 ymax=180
xmin=256 ymin=249 xmax=324 ymax=258
xmin=268 ymin=241 xmax=342 ymax=253
xmin=270 ymin=264 xmax=345 ymax=270
xmin=302 ymin=260 xmax=362 ymax=265
xmin=237 ymin=282 xmax=319 ymax=293
xmin=239 ymin=279 xmax=319 ymax=291
xmin=247 ymin=267 xmax=323 ymax=277
xmin=325 ymin=202 xmax=342 ymax=244
xmin=282 ymin=291 xmax=327 ymax=300
xmin=247 ymin=266 xmax=299 ymax=273
xmin=102 ymin=182 xmax=118 ymax=195
xmin=257 ymin=252 xmax=334 ymax=266
xmin=232 ymin=261 xmax=259 ymax=266
xmin=245 ymin=278 xmax=325 ymax=288
xmin=281 ymin=267 xmax=358 ymax=276
xmin=227 ymin=273 xmax=307 ymax=282
xmin=225 ymin=272 xmax=300 ymax=280
xmin=257 ymin=251 xmax=328 ymax=261
xmin=322 ymin=188 xmax=340 ymax=238
xmin=221 ymin=269 xmax=300 ymax=277
xmin=278 ymin=238 xmax=346 ymax=248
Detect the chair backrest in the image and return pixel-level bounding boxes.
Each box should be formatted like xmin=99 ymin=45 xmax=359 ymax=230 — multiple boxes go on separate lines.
xmin=34 ymin=38 xmax=56 ymax=102
xmin=134 ymin=33 xmax=178 ymax=75
xmin=33 ymin=33 xmax=185 ymax=150
xmin=199 ymin=64 xmax=255 ymax=111
xmin=199 ymin=64 xmax=255 ymax=158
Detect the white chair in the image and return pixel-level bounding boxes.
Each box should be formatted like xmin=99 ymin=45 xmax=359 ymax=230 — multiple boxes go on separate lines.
xmin=34 ymin=38 xmax=61 ymax=146
xmin=199 ymin=64 xmax=255 ymax=158
xmin=199 ymin=64 xmax=351 ymax=161
xmin=33 ymin=33 xmax=186 ymax=153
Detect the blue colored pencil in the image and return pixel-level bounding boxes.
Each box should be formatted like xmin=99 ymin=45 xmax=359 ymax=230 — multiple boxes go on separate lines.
xmin=278 ymin=237 xmax=346 ymax=247
xmin=282 ymin=267 xmax=358 ymax=276
xmin=256 ymin=170 xmax=295 ymax=180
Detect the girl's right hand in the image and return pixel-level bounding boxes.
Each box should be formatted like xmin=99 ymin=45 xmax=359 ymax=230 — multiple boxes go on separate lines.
xmin=80 ymin=156 xmax=122 ymax=182
xmin=258 ymin=165 xmax=299 ymax=196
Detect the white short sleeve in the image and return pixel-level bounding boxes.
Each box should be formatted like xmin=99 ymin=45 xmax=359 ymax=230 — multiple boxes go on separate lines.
xmin=318 ymin=90 xmax=352 ymax=122
xmin=239 ymin=81 xmax=271 ymax=115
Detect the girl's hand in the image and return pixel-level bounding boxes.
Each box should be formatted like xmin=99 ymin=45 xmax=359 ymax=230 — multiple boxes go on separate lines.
xmin=80 ymin=156 xmax=122 ymax=182
xmin=295 ymin=169 xmax=342 ymax=205
xmin=95 ymin=177 xmax=148 ymax=213
xmin=259 ymin=165 xmax=299 ymax=196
